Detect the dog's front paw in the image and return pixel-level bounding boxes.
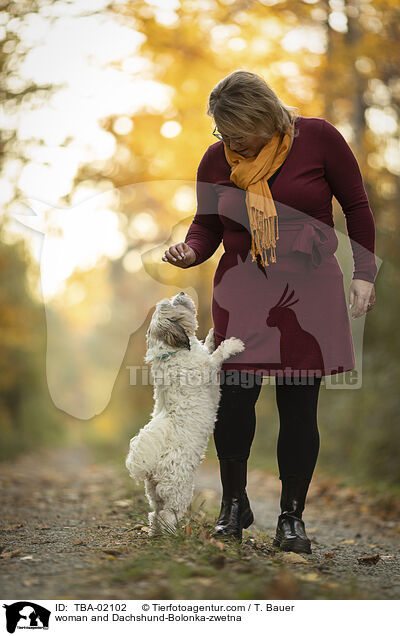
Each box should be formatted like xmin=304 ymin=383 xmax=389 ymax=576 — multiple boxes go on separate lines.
xmin=204 ymin=327 xmax=216 ymax=352
xmin=221 ymin=337 xmax=245 ymax=358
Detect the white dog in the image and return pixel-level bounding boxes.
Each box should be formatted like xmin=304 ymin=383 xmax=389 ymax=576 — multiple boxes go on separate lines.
xmin=125 ymin=291 xmax=244 ymax=536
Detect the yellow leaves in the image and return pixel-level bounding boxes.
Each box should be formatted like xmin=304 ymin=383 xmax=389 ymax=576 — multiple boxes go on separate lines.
xmin=279 ymin=552 xmax=308 ymax=564
xmin=208 ymin=537 xmax=226 ymax=550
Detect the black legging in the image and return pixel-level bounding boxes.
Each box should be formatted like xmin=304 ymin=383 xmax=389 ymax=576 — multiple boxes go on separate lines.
xmin=213 ymin=372 xmax=322 ymax=480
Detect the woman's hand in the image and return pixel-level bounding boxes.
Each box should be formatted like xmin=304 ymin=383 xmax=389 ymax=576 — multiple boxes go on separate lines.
xmin=349 ymin=279 xmax=376 ymax=318
xmin=161 ymin=242 xmax=197 ymax=268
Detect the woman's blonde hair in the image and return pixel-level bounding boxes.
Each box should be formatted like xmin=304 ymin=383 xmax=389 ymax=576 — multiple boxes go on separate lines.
xmin=207 ymin=69 xmax=300 ymax=141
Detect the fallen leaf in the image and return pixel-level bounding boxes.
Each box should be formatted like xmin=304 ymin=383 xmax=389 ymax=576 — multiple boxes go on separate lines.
xmin=101 ymin=548 xmax=123 ymax=557
xmin=1 ymin=549 xmax=22 ymax=559
xmin=114 ymin=500 xmax=131 ymax=508
xmin=209 ymin=538 xmax=225 ymax=550
xmin=280 ymin=552 xmax=308 ymax=564
xmin=20 ymin=555 xmax=34 ymax=560
xmin=198 ymin=529 xmax=210 ymax=541
xmin=341 ymin=539 xmax=355 ymax=544
xmin=184 ymin=524 xmax=193 ymax=535
xmin=357 ymin=554 xmax=380 ymax=565
xmin=324 ymin=553 xmax=335 ymax=558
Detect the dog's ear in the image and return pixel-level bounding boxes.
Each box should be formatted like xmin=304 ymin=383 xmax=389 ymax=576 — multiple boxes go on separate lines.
xmin=166 ymin=319 xmax=191 ymax=350
xmin=152 ymin=318 xmax=191 ymax=350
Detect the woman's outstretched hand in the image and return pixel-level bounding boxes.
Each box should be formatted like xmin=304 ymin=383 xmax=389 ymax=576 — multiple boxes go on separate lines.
xmin=162 ymin=242 xmax=197 ymax=268
xmin=349 ymin=279 xmax=376 ymax=318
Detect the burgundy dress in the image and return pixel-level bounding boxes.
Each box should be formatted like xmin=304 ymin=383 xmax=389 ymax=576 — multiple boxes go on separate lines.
xmin=184 ymin=116 xmax=377 ymax=378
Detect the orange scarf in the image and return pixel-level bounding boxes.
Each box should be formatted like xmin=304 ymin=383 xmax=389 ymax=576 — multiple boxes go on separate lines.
xmin=224 ymin=128 xmax=293 ymax=267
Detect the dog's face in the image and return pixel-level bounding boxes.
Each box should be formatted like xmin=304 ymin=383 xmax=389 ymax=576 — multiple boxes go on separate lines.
xmin=147 ymin=292 xmax=198 ymax=351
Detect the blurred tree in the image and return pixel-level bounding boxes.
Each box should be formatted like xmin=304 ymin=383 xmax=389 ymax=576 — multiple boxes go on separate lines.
xmin=0 ymin=0 xmax=112 ymax=456
xmin=0 ymin=221 xmax=66 ymax=459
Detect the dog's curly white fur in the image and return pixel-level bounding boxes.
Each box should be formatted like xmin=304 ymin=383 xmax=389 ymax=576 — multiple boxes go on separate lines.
xmin=125 ymin=291 xmax=244 ymax=536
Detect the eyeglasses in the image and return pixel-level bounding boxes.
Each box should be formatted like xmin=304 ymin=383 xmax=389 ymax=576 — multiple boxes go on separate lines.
xmin=213 ymin=125 xmax=278 ymax=147
xmin=212 ymin=126 xmax=248 ymax=144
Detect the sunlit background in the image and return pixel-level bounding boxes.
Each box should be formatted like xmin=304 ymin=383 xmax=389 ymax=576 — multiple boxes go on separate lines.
xmin=1 ymin=0 xmax=399 ymax=493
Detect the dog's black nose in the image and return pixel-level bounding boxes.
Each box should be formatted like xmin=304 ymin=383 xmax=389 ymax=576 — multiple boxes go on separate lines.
xmin=179 ymin=291 xmax=185 ymax=295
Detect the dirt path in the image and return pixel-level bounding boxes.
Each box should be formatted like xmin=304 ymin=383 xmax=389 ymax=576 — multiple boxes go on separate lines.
xmin=0 ymin=445 xmax=399 ymax=600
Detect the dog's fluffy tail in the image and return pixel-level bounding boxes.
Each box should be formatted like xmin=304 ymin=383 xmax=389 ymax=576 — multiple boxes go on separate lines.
xmin=125 ymin=413 xmax=172 ymax=484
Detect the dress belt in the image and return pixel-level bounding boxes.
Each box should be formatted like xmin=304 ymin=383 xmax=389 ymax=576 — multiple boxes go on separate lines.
xmin=277 ymin=216 xmax=338 ymax=268
xmin=223 ymin=217 xmax=338 ymax=268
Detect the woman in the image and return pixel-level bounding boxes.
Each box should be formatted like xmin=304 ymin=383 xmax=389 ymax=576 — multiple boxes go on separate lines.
xmin=162 ymin=70 xmax=377 ymax=553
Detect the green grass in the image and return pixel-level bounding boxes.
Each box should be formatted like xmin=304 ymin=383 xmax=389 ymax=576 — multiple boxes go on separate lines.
xmin=62 ymin=442 xmax=387 ymax=600
xmin=76 ymin=475 xmax=366 ymax=601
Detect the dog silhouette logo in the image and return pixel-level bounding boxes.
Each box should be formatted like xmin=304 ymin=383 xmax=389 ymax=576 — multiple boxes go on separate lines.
xmin=2 ymin=602 xmax=51 ymax=633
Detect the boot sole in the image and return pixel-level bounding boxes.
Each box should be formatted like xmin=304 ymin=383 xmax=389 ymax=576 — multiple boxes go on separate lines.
xmin=273 ymin=536 xmax=312 ymax=554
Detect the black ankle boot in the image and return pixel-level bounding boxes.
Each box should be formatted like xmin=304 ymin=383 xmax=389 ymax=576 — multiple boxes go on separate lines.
xmin=212 ymin=458 xmax=254 ymax=542
xmin=273 ymin=474 xmax=312 ymax=554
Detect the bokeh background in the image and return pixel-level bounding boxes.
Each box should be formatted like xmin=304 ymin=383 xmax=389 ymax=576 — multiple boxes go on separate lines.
xmin=1 ymin=0 xmax=399 ymax=495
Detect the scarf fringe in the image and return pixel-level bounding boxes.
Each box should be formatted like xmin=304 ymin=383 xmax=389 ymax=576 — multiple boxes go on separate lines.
xmin=225 ymin=127 xmax=293 ymax=270
xmin=249 ymin=208 xmax=279 ymax=268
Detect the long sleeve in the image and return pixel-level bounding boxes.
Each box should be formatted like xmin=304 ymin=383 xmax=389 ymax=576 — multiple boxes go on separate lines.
xmin=322 ymin=119 xmax=377 ymax=283
xmin=184 ymin=147 xmax=224 ymax=267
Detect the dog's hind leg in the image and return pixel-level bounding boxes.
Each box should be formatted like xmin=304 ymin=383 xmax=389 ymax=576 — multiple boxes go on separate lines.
xmin=156 ymin=508 xmax=180 ymax=535
xmin=144 ymin=477 xmax=158 ymax=510
xmin=148 ymin=511 xmax=165 ymax=536
xmin=157 ymin=479 xmax=195 ymax=534
xmin=145 ymin=477 xmax=166 ymax=536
